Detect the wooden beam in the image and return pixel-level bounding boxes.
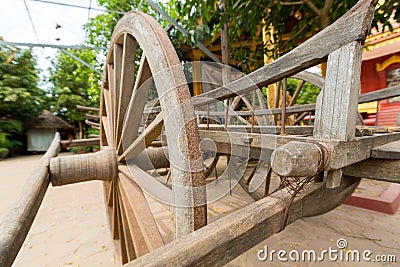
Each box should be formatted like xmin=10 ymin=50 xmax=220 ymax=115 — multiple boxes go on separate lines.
xmin=371 ymin=140 xmax=400 ymax=159
xmin=0 ymin=133 xmax=61 ymax=267
xmin=199 ymin=130 xmax=400 ymax=170
xmin=343 ymin=159 xmax=400 ymax=183
xmin=125 ymin=177 xmax=360 ymax=267
xmin=60 ymin=138 xmax=100 ymax=148
xmin=76 ymin=105 xmax=100 ymax=113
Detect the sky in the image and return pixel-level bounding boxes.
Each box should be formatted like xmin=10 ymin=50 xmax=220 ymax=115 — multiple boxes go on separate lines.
xmin=0 ymin=0 xmax=104 ymax=87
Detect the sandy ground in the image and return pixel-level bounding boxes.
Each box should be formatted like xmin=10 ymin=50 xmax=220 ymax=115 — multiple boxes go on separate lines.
xmin=0 ymin=153 xmax=119 ymax=267
xmin=0 ymin=154 xmax=399 ymax=266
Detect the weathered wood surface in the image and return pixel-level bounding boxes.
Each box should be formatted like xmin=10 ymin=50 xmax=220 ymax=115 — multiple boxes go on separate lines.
xmin=314 ymin=41 xmax=362 ymax=188
xmin=85 ymin=119 xmax=101 ymax=130
xmin=126 ymin=176 xmax=359 ymax=267
xmin=343 ymin=159 xmax=400 ymax=183
xmin=50 ymin=148 xmax=117 ymax=186
xmin=371 ymin=140 xmax=400 ymax=159
xmin=195 ymin=84 xmax=400 ymax=117
xmin=198 ymin=124 xmax=381 ymax=136
xmin=314 ymin=42 xmax=362 ymax=142
xmin=358 ymin=84 xmax=400 ymax=103
xmin=271 ymin=141 xmax=326 ymax=177
xmin=76 ymin=105 xmax=100 ymax=112
xmin=60 ymin=138 xmax=100 ymax=148
xmin=0 ymin=133 xmax=61 ymax=267
xmin=191 ymin=0 xmax=376 ymax=107
xmin=118 ymin=172 xmax=165 ymax=258
xmin=85 ymin=113 xmax=99 ymax=120
xmin=198 ymin=124 xmax=313 ymax=135
xmin=199 ymin=130 xmax=400 ymax=169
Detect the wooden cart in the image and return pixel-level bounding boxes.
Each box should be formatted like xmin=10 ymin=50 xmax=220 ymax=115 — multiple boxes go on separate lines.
xmin=1 ymin=0 xmax=400 ymax=265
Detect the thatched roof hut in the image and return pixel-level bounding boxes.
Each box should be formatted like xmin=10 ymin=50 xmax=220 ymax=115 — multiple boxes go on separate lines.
xmin=24 ymin=110 xmax=73 ymax=130
xmin=25 ymin=111 xmax=73 ymax=152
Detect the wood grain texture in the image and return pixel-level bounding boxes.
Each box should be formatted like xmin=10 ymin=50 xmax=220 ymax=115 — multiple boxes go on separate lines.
xmin=314 ymin=42 xmax=362 ymax=141
xmin=343 ymin=159 xmax=400 ymax=183
xmin=0 ymin=133 xmax=61 ymax=267
xmin=371 ymin=140 xmax=400 ymax=159
xmin=50 ymin=148 xmax=117 ymax=186
xmin=125 ymin=176 xmax=360 ymax=267
xmin=60 ymin=138 xmax=100 ymax=148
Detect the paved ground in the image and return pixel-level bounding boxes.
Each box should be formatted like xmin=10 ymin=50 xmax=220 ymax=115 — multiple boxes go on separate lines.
xmin=0 ymin=154 xmax=399 ymax=266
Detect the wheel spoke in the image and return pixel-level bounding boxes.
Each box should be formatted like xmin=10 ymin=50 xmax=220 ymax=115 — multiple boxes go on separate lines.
xmin=117 ymin=54 xmax=152 ymax=154
xmin=101 ymin=116 xmax=112 ymax=147
xmin=103 ymin=88 xmax=115 ymax=147
xmin=107 ymin=64 xmax=117 ymax=144
xmin=116 ymin=34 xmax=137 ymax=154
xmin=119 ymin=164 xmax=173 ymax=204
xmin=289 ymin=80 xmax=305 ymax=107
xmin=119 ymin=166 xmax=166 ymax=251
xmin=112 ymin=181 xmax=120 ymax=240
xmin=117 ymin=185 xmax=136 ymax=262
xmin=118 ymin=172 xmax=156 ymax=257
xmin=118 ymin=111 xmax=163 ymax=162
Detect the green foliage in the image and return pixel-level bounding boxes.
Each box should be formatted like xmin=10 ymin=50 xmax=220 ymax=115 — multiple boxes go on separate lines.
xmin=168 ymin=0 xmax=399 ymax=72
xmin=0 ymin=44 xmax=46 ymax=121
xmin=70 ymin=145 xmax=99 ymax=153
xmin=287 ymin=78 xmax=320 ymax=105
xmin=48 ymin=49 xmax=101 ymax=123
xmin=0 ymin=120 xmax=23 ymax=150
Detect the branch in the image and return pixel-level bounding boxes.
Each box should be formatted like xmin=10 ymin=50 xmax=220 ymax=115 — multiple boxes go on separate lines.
xmin=302 ymin=0 xmax=321 ymax=16
xmin=281 ymin=1 xmax=304 ymax=5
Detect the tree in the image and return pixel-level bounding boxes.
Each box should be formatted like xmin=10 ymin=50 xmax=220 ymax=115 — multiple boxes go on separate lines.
xmin=170 ymin=0 xmax=399 ymax=73
xmin=0 ymin=42 xmax=46 ymax=121
xmin=48 ymin=49 xmax=101 ymax=138
xmin=0 ymin=40 xmax=46 ymax=153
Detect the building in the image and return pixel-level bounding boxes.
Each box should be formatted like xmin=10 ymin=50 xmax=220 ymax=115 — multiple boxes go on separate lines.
xmin=24 ymin=110 xmax=73 ymax=152
xmin=359 ymin=20 xmax=400 ymax=126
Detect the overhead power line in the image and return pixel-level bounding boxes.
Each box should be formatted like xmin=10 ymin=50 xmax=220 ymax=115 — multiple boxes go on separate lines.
xmin=0 ymin=41 xmax=100 ymax=50
xmin=23 ymin=0 xmax=41 ymax=44
xmin=30 ymin=0 xmax=126 ymax=15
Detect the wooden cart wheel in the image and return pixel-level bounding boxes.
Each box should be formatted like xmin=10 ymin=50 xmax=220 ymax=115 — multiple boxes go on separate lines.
xmin=100 ymin=11 xmax=206 ymax=264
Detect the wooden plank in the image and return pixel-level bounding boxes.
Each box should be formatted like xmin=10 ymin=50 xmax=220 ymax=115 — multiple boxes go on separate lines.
xmin=60 ymin=138 xmax=100 ymax=148
xmin=85 ymin=119 xmax=100 ymax=129
xmin=314 ymin=41 xmax=362 ymax=141
xmin=199 ymin=130 xmax=400 ymax=170
xmin=358 ymin=84 xmax=400 ymax=103
xmin=85 ymin=113 xmax=99 ymax=120
xmin=119 ymin=172 xmax=165 ymax=251
xmin=343 ymin=159 xmax=400 ymax=183
xmin=371 ymin=140 xmax=400 ymax=159
xmin=0 ymin=133 xmax=61 ymax=267
xmin=125 ymin=176 xmax=360 ymax=267
xmin=76 ymin=105 xmax=100 ymax=112
xmin=314 ymin=41 xmax=362 ymax=188
xmin=198 ymin=124 xmax=313 ymax=135
xmin=191 ymin=0 xmax=377 ymax=107
xmin=195 ymin=85 xmax=400 ymax=118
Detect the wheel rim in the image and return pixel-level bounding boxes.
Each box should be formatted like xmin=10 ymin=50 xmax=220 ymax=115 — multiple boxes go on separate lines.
xmin=100 ymin=11 xmax=206 ymax=263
